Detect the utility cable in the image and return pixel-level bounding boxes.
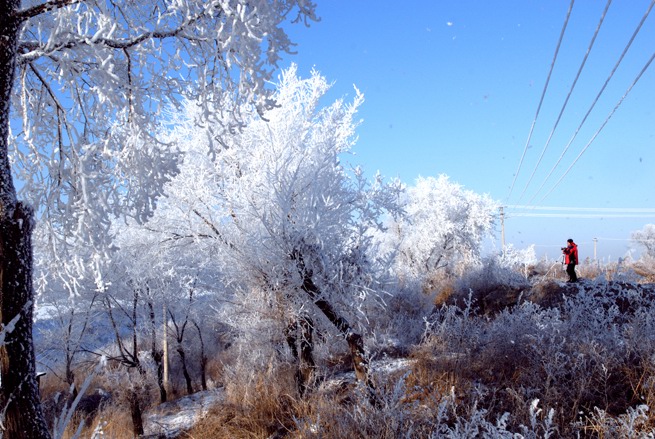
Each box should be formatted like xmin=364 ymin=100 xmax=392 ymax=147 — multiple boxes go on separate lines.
xmin=507 ymin=0 xmax=575 ymax=200
xmin=507 ymin=205 xmax=655 ymax=212
xmin=530 ymin=0 xmax=655 ymax=203
xmin=508 ymin=213 xmax=655 ymax=218
xmin=518 ymin=0 xmax=612 ymax=202
xmin=540 ymin=49 xmax=655 ymax=202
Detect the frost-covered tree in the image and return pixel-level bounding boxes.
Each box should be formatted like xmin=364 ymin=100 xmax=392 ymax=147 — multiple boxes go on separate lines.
xmin=153 ymin=65 xmax=402 ymax=397
xmin=632 ymin=224 xmax=655 ymax=258
xmin=0 ymin=1 xmax=317 ymax=436
xmin=86 ymin=212 xmax=223 ymax=435
xmin=33 ymin=264 xmax=101 ymax=409
xmin=383 ymin=175 xmax=498 ymax=292
xmin=498 ymin=244 xmax=538 ymax=279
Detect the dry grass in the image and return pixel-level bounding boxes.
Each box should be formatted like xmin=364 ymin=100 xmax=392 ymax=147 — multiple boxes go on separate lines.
xmin=528 ymin=279 xmax=570 ymax=308
xmin=186 ymin=364 xmax=302 ymax=438
xmin=433 ymin=279 xmax=456 ymax=308
xmin=632 ymin=259 xmax=655 ymax=282
xmin=38 ymin=262 xmax=655 ymax=438
xmin=56 ymin=335 xmax=655 ymax=438
xmin=80 ymin=405 xmax=134 ymax=438
xmin=204 ymin=356 xmax=226 ymax=388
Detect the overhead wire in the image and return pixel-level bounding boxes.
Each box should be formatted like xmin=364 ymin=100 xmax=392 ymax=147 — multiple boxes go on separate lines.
xmin=507 ymin=0 xmax=575 ymax=200
xmin=540 ymin=48 xmax=655 ymax=202
xmin=508 ymin=213 xmax=655 ymax=218
xmin=507 ymin=205 xmax=655 ymax=212
xmin=517 ymin=0 xmax=612 ymax=202
xmin=529 ymin=0 xmax=655 ymax=203
xmin=505 ymin=205 xmax=655 ymax=219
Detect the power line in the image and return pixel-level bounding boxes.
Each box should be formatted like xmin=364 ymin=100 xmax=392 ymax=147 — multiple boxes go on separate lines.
xmin=540 ymin=48 xmax=655 ymax=202
xmin=595 ymin=237 xmax=632 ymax=241
xmin=507 ymin=205 xmax=655 ymax=213
xmin=518 ymin=0 xmax=612 ymax=202
xmin=529 ymin=237 xmax=629 ymax=247
xmin=507 ymin=0 xmax=575 ymax=200
xmin=528 ymin=0 xmax=655 ymax=203
xmin=504 ymin=205 xmax=655 ymax=217
xmin=508 ymin=213 xmax=655 ymax=219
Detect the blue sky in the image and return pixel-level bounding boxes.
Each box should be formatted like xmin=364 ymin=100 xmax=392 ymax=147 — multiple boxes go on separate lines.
xmin=281 ymin=0 xmax=655 ymax=260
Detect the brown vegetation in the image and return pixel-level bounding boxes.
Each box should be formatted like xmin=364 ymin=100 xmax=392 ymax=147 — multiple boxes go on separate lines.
xmin=42 ymin=270 xmax=655 ymax=438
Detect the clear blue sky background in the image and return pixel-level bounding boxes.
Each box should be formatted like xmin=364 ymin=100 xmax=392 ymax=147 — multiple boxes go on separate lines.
xmin=280 ymin=1 xmax=655 ymax=260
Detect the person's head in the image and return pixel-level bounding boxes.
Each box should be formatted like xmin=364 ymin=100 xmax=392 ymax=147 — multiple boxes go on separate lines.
xmin=567 ymin=238 xmax=574 ymax=244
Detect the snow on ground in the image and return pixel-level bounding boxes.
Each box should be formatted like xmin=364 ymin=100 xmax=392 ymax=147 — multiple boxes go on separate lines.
xmin=141 ymin=357 xmax=414 ymax=437
xmin=144 ymin=389 xmax=224 ymax=438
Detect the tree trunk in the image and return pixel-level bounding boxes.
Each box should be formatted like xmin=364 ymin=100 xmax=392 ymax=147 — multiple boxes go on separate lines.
xmin=148 ymin=301 xmax=167 ymax=403
xmin=128 ymin=389 xmax=144 ymax=437
xmin=0 ymin=204 xmax=52 ymax=438
xmin=192 ymin=321 xmax=208 ymax=391
xmin=65 ymin=367 xmax=78 ymax=409
xmin=298 ymin=316 xmax=316 ymax=396
xmin=177 ymin=345 xmax=194 ymax=395
xmin=0 ymin=4 xmax=52 ymax=436
xmin=285 ymin=318 xmax=316 ymax=396
xmin=285 ymin=320 xmax=299 ymax=360
xmin=153 ymin=349 xmax=167 ymax=403
xmin=293 ymin=251 xmax=378 ymax=406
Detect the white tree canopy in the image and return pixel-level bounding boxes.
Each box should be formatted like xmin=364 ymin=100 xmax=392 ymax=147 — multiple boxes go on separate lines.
xmin=632 ymin=224 xmax=655 ymax=258
xmin=148 ymin=65 xmax=403 ymax=337
xmin=382 ymin=174 xmax=498 ymax=290
xmin=0 ymin=2 xmax=317 ymax=435
xmin=10 ymin=0 xmax=318 ymax=260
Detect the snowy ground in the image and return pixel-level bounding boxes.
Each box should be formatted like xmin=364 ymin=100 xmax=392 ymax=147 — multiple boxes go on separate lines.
xmin=143 ymin=389 xmax=224 ymax=438
xmin=141 ymin=357 xmax=413 ymax=437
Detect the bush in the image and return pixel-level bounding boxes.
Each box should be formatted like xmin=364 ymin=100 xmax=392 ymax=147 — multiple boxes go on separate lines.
xmin=416 ymin=280 xmax=655 ymax=436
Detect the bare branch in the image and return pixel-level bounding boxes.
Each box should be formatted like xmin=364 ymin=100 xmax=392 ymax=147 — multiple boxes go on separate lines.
xmin=19 ymin=8 xmax=206 ymax=65
xmin=17 ymin=0 xmax=80 ymax=21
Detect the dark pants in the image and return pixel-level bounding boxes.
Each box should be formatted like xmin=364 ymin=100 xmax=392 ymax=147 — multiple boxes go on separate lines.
xmin=566 ymin=263 xmax=577 ymax=282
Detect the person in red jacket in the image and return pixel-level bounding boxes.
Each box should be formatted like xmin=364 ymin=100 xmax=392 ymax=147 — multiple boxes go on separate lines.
xmin=562 ymin=238 xmax=578 ymax=282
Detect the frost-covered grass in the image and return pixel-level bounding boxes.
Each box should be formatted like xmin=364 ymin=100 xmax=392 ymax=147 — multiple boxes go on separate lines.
xmin=411 ymin=277 xmax=655 ymax=437
xmin=170 ymin=279 xmax=655 ymax=438
xmin=37 ymin=259 xmax=655 ymax=438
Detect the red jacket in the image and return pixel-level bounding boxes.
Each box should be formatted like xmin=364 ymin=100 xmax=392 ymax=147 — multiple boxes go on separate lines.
xmin=564 ymin=242 xmax=578 ymax=265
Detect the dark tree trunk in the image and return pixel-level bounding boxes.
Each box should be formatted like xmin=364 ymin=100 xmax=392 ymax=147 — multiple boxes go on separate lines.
xmin=192 ymin=321 xmax=208 ymax=391
xmin=128 ymin=389 xmax=144 ymax=437
xmin=64 ymin=308 xmax=78 ymax=408
xmin=0 ymin=204 xmax=52 ymax=438
xmin=199 ymin=357 xmax=208 ymax=392
xmin=177 ymin=345 xmax=194 ymax=395
xmin=169 ymin=300 xmax=194 ymax=395
xmin=0 ymin=4 xmax=52 ymax=436
xmin=148 ymin=301 xmax=167 ymax=403
xmin=298 ymin=316 xmax=316 ymax=396
xmin=105 ymin=291 xmax=151 ymax=437
xmin=285 ymin=318 xmax=316 ymax=396
xmin=153 ymin=349 xmax=167 ymax=403
xmin=292 ymin=250 xmax=378 ymax=406
xmin=285 ymin=320 xmax=299 ymax=360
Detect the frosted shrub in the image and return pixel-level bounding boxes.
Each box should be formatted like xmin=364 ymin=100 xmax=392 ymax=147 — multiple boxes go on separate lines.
xmin=632 ymin=224 xmax=655 ymax=258
xmin=366 ymin=285 xmax=437 ymax=353
xmin=380 ymin=175 xmax=498 ymax=294
xmin=583 ymin=405 xmax=653 ymax=438
xmin=460 ymin=254 xmax=531 ymax=290
xmin=295 ymin=374 xmax=559 ymax=438
xmin=430 ymin=399 xmax=555 ymax=439
xmin=448 ymin=255 xmax=531 ymax=314
xmin=416 ymin=278 xmax=655 ymax=436
xmin=498 ymin=244 xmax=538 ymax=279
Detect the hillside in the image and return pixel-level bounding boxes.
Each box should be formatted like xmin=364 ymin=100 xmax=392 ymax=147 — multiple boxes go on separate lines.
xmin=91 ymin=278 xmax=655 ymax=438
